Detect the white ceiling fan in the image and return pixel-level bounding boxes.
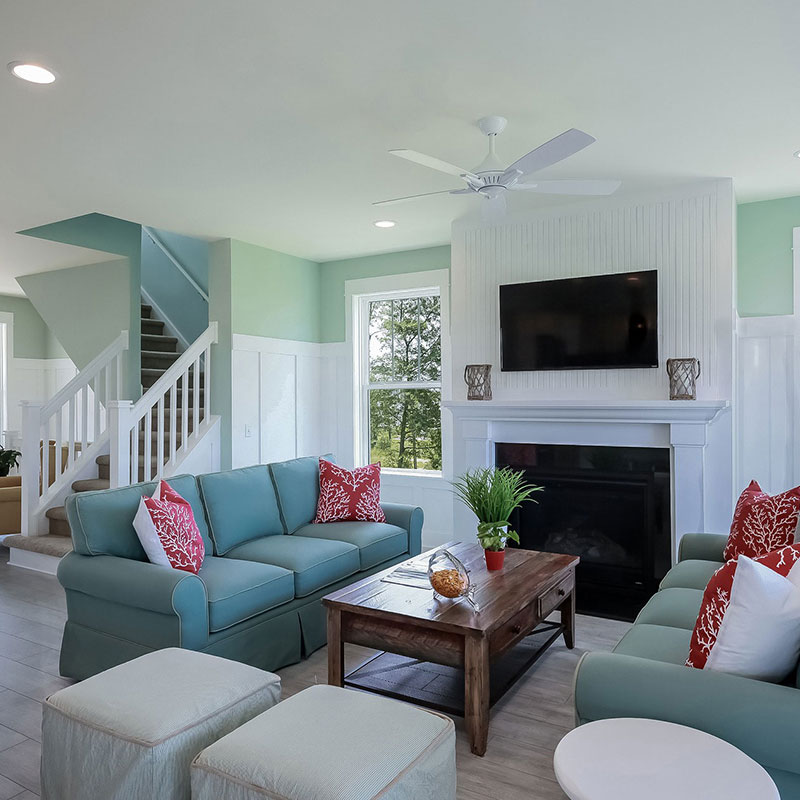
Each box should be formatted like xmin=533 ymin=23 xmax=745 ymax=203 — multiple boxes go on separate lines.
xmin=374 ymin=116 xmax=621 ymax=208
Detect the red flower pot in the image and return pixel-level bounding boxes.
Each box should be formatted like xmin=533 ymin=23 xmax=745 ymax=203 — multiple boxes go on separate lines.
xmin=484 ymin=549 xmax=506 ymax=571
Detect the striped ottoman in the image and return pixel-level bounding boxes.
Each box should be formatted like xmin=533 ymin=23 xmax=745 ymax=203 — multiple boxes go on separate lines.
xmin=191 ymin=685 xmax=456 ymax=800
xmin=42 ymin=648 xmax=281 ymax=800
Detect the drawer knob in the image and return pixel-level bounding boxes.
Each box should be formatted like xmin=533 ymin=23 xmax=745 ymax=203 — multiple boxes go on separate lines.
xmin=512 ymin=624 xmax=522 ymax=634
xmin=557 ymin=588 xmax=566 ymax=597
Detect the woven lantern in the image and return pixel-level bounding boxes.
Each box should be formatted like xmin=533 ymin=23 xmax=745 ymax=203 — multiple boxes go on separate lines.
xmin=666 ymin=358 xmax=701 ymax=400
xmin=464 ymin=365 xmax=492 ymax=401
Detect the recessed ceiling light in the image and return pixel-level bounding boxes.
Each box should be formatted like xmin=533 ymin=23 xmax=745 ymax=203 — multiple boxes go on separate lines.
xmin=794 ymin=150 xmax=800 ymax=159
xmin=8 ymin=61 xmax=57 ymax=84
xmin=374 ymin=220 xmax=396 ymax=228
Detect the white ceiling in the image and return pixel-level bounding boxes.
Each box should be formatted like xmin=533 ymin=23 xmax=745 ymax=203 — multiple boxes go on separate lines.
xmin=2 ymin=0 xmax=799 ymax=296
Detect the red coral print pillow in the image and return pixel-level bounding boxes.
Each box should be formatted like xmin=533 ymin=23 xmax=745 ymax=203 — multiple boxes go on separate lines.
xmin=723 ymin=480 xmax=800 ymax=561
xmin=314 ymin=458 xmax=385 ymax=524
xmin=133 ymin=480 xmax=205 ymax=574
xmin=686 ymin=543 xmax=800 ymax=669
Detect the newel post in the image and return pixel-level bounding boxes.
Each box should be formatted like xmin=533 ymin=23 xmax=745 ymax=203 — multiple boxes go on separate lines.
xmin=20 ymin=401 xmax=43 ymax=536
xmin=108 ymin=400 xmax=133 ymax=488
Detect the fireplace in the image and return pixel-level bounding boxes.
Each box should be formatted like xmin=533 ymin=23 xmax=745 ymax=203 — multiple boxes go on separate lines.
xmin=496 ymin=443 xmax=671 ymax=620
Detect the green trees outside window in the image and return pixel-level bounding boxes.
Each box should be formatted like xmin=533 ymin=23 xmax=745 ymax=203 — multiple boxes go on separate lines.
xmin=367 ymin=295 xmax=441 ymax=470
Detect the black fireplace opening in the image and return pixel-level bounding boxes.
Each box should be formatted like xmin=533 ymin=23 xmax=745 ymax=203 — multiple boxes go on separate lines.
xmin=496 ymin=443 xmax=671 ymax=621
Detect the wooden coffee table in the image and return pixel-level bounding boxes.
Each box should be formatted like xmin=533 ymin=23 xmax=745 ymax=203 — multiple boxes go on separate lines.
xmin=323 ymin=541 xmax=578 ymax=756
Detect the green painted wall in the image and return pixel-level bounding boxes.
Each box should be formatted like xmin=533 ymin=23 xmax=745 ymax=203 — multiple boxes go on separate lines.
xmin=230 ymin=240 xmax=321 ymax=343
xmin=738 ymin=196 xmax=800 ymax=317
xmin=17 ymin=259 xmax=131 ymax=373
xmin=0 ymin=294 xmax=65 ymax=359
xmin=319 ymin=245 xmax=451 ymax=342
xmin=19 ymin=213 xmax=142 ymax=395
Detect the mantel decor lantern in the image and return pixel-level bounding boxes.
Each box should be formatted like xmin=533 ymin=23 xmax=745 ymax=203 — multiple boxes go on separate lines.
xmin=666 ymin=358 xmax=701 ymax=400
xmin=464 ymin=364 xmax=492 ymax=401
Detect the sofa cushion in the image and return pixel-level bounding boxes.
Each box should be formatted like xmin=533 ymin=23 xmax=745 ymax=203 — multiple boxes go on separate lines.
xmin=613 ymin=623 xmax=692 ymax=666
xmin=198 ymin=556 xmax=294 ymax=633
xmin=223 ymin=536 xmax=360 ymax=598
xmin=635 ymin=588 xmax=704 ymax=631
xmin=198 ymin=466 xmax=283 ymax=555
xmin=294 ymin=521 xmax=407 ymax=570
xmin=67 ymin=474 xmax=211 ymax=559
xmin=269 ymin=454 xmax=333 ymax=534
xmin=659 ymin=559 xmax=723 ymax=591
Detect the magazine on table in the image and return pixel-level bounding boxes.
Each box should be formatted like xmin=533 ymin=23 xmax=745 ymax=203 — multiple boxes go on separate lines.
xmin=381 ymin=554 xmax=431 ymax=590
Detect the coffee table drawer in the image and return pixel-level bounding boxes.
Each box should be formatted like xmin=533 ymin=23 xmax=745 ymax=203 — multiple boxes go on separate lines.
xmin=538 ymin=574 xmax=573 ymax=618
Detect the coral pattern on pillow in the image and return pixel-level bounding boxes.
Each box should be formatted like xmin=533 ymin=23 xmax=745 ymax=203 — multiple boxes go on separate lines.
xmin=133 ymin=480 xmax=205 ymax=574
xmin=686 ymin=543 xmax=800 ymax=669
xmin=722 ymin=480 xmax=800 ymax=561
xmin=314 ymin=458 xmax=386 ymax=523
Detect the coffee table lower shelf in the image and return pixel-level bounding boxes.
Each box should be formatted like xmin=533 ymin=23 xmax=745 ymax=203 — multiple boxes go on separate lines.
xmin=343 ymin=621 xmax=565 ymax=716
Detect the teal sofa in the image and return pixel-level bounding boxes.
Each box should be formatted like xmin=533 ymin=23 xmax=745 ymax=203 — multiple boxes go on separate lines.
xmin=574 ymin=533 xmax=800 ymax=799
xmin=57 ymin=456 xmax=423 ymax=680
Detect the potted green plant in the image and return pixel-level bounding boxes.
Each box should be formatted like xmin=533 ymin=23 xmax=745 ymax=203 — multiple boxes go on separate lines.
xmin=0 ymin=446 xmax=21 ymax=477
xmin=451 ymin=467 xmax=542 ymax=570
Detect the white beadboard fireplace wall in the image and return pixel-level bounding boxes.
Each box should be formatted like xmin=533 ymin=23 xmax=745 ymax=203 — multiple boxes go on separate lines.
xmin=446 ymin=179 xmax=736 ymax=556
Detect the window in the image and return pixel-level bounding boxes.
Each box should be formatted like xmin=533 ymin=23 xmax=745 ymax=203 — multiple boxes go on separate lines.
xmin=356 ymin=290 xmax=442 ymax=472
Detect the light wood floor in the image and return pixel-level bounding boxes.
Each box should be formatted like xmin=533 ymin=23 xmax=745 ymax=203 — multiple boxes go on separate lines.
xmin=0 ymin=547 xmax=630 ymax=799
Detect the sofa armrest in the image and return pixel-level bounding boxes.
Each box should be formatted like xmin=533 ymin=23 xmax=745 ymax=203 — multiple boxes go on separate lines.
xmin=574 ymin=651 xmax=800 ymax=775
xmin=57 ymin=552 xmax=208 ymax=647
xmin=381 ymin=503 xmax=423 ymax=556
xmin=678 ymin=533 xmax=728 ymax=563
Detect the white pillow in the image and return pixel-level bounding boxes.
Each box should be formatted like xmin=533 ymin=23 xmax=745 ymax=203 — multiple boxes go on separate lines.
xmin=706 ymin=555 xmax=800 ymax=681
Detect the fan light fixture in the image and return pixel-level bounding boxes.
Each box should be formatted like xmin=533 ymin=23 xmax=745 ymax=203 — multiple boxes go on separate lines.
xmin=374 ymin=220 xmax=396 ymax=228
xmin=8 ymin=62 xmax=57 ymax=84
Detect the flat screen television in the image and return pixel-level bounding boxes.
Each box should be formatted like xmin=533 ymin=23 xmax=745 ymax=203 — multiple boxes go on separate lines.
xmin=499 ymin=270 xmax=658 ymax=371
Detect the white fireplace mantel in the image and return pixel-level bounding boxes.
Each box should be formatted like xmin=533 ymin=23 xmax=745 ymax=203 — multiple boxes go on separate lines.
xmin=443 ymin=399 xmax=732 ymax=559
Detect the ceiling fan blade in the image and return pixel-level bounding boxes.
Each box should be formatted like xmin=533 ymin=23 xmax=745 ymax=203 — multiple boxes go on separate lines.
xmin=372 ymin=189 xmax=461 ymax=206
xmin=450 ymin=188 xmax=475 ymax=195
xmin=506 ymin=129 xmax=596 ymax=177
xmin=389 ymin=149 xmax=477 ymax=180
xmin=510 ymin=179 xmax=622 ymax=195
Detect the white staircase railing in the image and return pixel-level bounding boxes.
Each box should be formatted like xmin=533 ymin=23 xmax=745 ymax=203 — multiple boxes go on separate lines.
xmin=20 ymin=331 xmax=129 ymax=535
xmin=109 ymin=321 xmax=218 ymax=487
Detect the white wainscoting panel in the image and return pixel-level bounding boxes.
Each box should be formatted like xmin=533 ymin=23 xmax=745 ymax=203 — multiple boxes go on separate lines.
xmin=231 ymin=335 xmax=338 ymax=469
xmin=381 ymin=472 xmax=454 ymax=549
xmin=735 ymin=228 xmax=800 ymax=494
xmin=5 ymin=357 xmax=77 ymax=436
xmin=450 ymin=180 xmax=735 ymax=403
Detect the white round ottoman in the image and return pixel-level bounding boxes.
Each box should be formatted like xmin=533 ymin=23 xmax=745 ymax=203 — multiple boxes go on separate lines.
xmin=554 ymin=718 xmax=780 ymax=800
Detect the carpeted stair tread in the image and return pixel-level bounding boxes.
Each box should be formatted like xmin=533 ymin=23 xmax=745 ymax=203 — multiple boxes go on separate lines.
xmin=71 ymin=478 xmax=111 ymax=493
xmin=45 ymin=505 xmax=68 ymax=520
xmin=141 ymin=303 xmax=153 ymax=318
xmin=141 ymin=334 xmax=179 ymax=352
xmin=4 ymin=534 xmax=72 ymax=558
xmin=141 ymin=318 xmax=165 ymax=335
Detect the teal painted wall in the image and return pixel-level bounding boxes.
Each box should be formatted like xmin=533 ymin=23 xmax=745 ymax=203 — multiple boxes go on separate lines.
xmin=230 ymin=240 xmax=321 ymax=342
xmin=141 ymin=230 xmax=209 ymax=344
xmin=0 ymin=294 xmax=65 ymax=359
xmin=19 ymin=213 xmax=142 ymax=395
xmin=319 ymin=245 xmax=451 ymax=342
xmin=209 ymin=240 xmax=234 ymax=470
xmin=17 ymin=259 xmax=131 ymax=372
xmin=738 ymin=196 xmax=800 ymax=317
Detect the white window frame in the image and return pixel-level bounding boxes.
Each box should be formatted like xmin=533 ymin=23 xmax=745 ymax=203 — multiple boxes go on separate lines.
xmin=348 ymin=270 xmax=450 ymax=475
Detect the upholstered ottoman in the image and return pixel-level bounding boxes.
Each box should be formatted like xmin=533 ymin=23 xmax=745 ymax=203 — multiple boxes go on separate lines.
xmin=191 ymin=684 xmax=456 ymax=799
xmin=41 ymin=648 xmax=281 ymax=800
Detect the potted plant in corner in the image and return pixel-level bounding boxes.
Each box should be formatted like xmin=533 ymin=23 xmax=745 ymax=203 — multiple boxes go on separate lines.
xmin=451 ymin=467 xmax=542 ymax=570
xmin=0 ymin=446 xmax=21 ymax=478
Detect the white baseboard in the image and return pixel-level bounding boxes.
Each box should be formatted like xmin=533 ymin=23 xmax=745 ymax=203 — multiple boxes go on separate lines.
xmin=7 ymin=547 xmax=63 ymax=575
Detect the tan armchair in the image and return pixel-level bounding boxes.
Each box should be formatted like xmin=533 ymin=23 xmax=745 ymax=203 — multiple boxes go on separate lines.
xmin=0 ymin=476 xmax=21 ymax=535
